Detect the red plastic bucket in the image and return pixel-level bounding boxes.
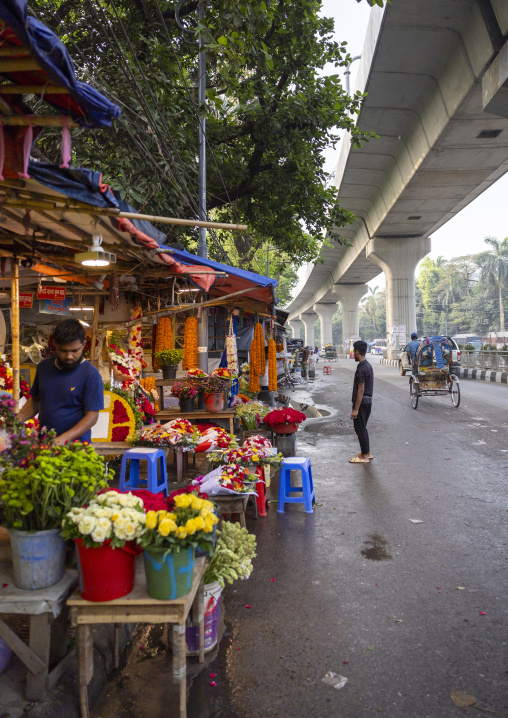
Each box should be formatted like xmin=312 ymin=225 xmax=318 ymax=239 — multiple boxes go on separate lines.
xmin=204 ymin=392 xmax=224 ymax=412
xmin=75 ymin=539 xmax=139 ymax=602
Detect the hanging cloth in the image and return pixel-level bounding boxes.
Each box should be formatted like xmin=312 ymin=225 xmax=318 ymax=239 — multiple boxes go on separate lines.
xmin=220 ymin=315 xmax=239 ymax=405
xmin=59 ymin=116 xmax=72 ymax=168
xmin=18 ymin=121 xmax=33 ymax=179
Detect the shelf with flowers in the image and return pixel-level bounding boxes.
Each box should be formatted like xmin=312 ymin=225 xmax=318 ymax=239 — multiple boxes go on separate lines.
xmin=129 ymin=418 xmax=201 ymax=452
xmin=0 ymin=435 xmax=109 ymax=590
xmin=62 ymin=491 xmax=146 ymax=601
xmin=139 ymin=493 xmax=218 ymax=600
xmin=262 ymin=407 xmax=307 ymax=434
xmin=171 ymin=380 xmax=199 ymax=413
xmin=0 ymin=358 xmax=31 ymax=399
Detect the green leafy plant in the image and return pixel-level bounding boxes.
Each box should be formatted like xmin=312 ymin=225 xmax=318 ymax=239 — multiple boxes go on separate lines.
xmin=0 ymin=442 xmax=109 ymax=531
xmin=204 ymin=522 xmax=257 ymax=587
xmin=155 ymin=348 xmax=183 ymax=366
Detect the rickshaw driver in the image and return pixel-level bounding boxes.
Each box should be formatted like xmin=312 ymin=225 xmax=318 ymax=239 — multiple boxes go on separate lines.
xmin=406 ymin=332 xmax=420 ymax=368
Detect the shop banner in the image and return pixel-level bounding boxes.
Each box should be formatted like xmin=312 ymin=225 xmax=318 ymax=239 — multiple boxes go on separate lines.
xmin=39 ymin=298 xmax=72 ymax=316
xmin=19 ymin=292 xmax=34 ymax=309
xmin=37 ymin=286 xmax=66 ymax=301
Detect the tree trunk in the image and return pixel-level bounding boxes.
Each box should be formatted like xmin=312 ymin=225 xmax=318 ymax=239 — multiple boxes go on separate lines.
xmin=499 ymin=283 xmax=505 ymax=332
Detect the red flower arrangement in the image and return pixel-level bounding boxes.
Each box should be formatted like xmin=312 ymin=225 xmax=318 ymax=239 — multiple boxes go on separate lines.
xmin=111 ymin=426 xmax=130 ymax=442
xmin=112 ymin=400 xmax=129 ymax=424
xmin=262 ymin=408 xmax=307 ymax=428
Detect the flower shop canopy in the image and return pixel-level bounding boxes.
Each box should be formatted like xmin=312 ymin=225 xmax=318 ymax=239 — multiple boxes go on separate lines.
xmin=0 ymin=0 xmax=120 ymax=129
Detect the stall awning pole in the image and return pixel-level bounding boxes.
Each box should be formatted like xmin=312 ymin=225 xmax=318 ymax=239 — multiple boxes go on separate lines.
xmin=90 ymin=294 xmax=100 ymax=367
xmin=11 ymin=259 xmax=20 ymax=410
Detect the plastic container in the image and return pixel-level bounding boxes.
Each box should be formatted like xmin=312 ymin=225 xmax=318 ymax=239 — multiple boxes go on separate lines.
xmin=162 ymin=365 xmax=177 ymax=380
xmin=186 ymin=581 xmax=223 ymax=654
xmin=179 ymin=397 xmax=195 ymax=413
xmin=75 ymin=539 xmax=138 ymax=601
xmin=10 ymin=528 xmax=66 ymax=590
xmin=0 ymin=637 xmax=13 ymax=676
xmin=143 ymin=546 xmax=195 ymax=600
xmin=272 ymin=422 xmax=299 ymax=435
xmin=204 ymin=393 xmax=224 ymax=412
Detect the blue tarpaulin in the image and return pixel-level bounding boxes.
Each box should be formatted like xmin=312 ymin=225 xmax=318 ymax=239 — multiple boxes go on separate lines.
xmin=0 ymin=0 xmax=120 ymax=128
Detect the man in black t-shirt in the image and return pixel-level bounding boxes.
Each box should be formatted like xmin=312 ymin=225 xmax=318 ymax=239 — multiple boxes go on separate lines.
xmin=350 ymin=340 xmax=374 ymax=463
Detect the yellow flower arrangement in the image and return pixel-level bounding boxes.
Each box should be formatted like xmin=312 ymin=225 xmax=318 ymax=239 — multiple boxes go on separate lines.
xmin=268 ymin=337 xmax=278 ymax=391
xmin=182 ymin=316 xmax=198 ymax=370
xmin=153 ymin=317 xmax=173 ymax=370
xmin=139 ymin=493 xmax=218 ymax=552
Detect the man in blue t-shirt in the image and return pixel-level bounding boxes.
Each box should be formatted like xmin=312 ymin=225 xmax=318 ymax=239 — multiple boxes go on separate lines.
xmin=17 ymin=318 xmax=104 ymax=444
xmin=406 ymin=332 xmax=420 ymax=369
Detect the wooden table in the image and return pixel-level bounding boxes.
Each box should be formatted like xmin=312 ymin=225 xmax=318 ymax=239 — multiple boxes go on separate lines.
xmin=0 ymin=564 xmax=78 ymax=699
xmin=212 ymin=494 xmax=250 ymax=528
xmin=156 ymin=409 xmax=236 ymax=435
xmin=92 ymin=441 xmax=131 ymax=456
xmin=68 ymin=557 xmax=206 ymax=718
xmin=155 ymin=378 xmax=177 ymax=411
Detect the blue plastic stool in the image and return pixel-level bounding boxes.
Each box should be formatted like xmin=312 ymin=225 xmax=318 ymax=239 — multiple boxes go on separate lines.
xmin=277 ymin=457 xmax=315 ymax=514
xmin=119 ymin=448 xmax=169 ymax=496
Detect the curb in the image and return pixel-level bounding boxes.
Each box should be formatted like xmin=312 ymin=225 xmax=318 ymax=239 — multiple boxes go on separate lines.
xmin=379 ymin=358 xmax=508 ymax=385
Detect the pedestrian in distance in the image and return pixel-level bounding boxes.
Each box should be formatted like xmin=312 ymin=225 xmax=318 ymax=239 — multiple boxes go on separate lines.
xmin=17 ymin=318 xmax=104 ymax=445
xmin=314 ymin=345 xmax=320 ymax=364
xmin=406 ymin=332 xmax=420 ymax=371
xmin=349 ymin=339 xmax=374 ymax=463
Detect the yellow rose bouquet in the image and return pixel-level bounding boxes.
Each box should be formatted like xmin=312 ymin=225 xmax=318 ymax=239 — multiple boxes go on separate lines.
xmin=139 ymin=492 xmax=218 ymax=554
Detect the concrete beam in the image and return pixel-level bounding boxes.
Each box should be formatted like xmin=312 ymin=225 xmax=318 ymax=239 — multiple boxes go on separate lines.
xmin=483 ymin=38 xmax=508 ymax=118
xmin=333 ymin=284 xmax=368 ymax=342
xmin=313 ymin=303 xmax=338 ymax=347
xmin=366 ymin=236 xmax=431 ymax=357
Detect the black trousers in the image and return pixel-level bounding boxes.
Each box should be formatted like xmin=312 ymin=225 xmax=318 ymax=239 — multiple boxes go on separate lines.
xmin=353 ymin=403 xmax=372 ymax=455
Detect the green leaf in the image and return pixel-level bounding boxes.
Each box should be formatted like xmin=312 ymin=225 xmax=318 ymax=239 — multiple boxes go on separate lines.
xmin=217 ymin=35 xmax=228 ymax=45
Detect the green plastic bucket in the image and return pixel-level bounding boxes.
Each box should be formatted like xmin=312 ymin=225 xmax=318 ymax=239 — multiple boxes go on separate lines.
xmin=143 ymin=546 xmax=195 ymax=600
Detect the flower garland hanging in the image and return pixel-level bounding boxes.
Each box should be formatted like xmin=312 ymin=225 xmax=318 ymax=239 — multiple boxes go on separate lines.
xmin=108 ymin=338 xmax=136 ymax=388
xmin=248 ymin=323 xmax=264 ymax=393
xmin=153 ymin=317 xmax=173 ymax=371
xmin=0 ymin=360 xmax=30 ymax=399
xmin=268 ymin=338 xmax=278 ymax=391
xmin=226 ymin=316 xmax=238 ymax=374
xmin=182 ymin=316 xmax=198 ymax=370
xmin=140 ymin=376 xmax=159 ymax=413
xmin=127 ymin=306 xmax=145 ymax=378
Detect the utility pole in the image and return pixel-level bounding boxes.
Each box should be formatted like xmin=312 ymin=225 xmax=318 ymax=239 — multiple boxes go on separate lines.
xmin=175 ymin=0 xmax=208 ymax=371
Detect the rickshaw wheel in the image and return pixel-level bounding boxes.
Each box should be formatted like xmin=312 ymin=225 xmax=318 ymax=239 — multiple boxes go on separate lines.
xmin=450 ymin=375 xmax=460 ymax=408
xmin=410 ymin=377 xmax=419 ymax=409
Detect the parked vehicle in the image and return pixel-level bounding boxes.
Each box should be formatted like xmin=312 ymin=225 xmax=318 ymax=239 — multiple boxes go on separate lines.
xmin=409 ymin=336 xmax=460 ymax=409
xmin=398 ymin=336 xmax=460 ymax=376
xmin=370 ymin=338 xmax=387 ymax=355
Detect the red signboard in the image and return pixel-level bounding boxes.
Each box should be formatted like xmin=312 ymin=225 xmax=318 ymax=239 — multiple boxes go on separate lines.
xmin=19 ymin=292 xmax=34 ymax=309
xmin=36 ymin=286 xmax=66 ymax=301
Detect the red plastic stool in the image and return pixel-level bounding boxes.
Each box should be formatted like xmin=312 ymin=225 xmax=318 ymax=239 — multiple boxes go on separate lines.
xmin=323 ymin=366 xmax=332 ymax=375
xmin=255 ymin=465 xmax=267 ymax=517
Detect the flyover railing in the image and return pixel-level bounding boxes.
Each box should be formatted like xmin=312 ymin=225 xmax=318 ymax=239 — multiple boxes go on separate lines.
xmin=460 ymin=350 xmax=508 ymax=371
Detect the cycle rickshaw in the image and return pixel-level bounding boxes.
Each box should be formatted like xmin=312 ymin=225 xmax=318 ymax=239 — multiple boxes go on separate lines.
xmin=409 ymin=336 xmax=460 ymax=409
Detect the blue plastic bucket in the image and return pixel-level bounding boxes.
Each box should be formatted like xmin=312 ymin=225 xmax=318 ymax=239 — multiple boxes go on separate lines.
xmin=10 ymin=528 xmax=66 ymax=590
xmin=0 ymin=637 xmax=12 ymax=675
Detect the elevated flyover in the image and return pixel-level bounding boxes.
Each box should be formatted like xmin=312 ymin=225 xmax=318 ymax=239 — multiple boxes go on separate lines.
xmin=286 ymin=0 xmax=508 ymax=356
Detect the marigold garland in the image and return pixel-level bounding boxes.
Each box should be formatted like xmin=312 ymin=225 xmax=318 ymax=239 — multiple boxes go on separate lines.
xmin=182 ymin=316 xmax=198 ymax=370
xmin=248 ymin=323 xmax=265 ymax=392
xmin=268 ymin=338 xmax=278 ymax=391
xmin=140 ymin=376 xmax=160 ymax=413
xmin=153 ymin=317 xmax=173 ymax=370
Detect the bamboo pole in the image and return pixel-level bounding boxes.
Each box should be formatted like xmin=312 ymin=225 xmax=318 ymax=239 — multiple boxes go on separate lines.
xmin=89 ymin=294 xmax=101 ymax=366
xmin=10 ymin=259 xmax=20 ymax=411
xmin=0 ymin=115 xmax=79 ymax=128
xmin=0 ymin=59 xmax=41 ymax=72
xmin=0 ymin=85 xmax=69 ymax=94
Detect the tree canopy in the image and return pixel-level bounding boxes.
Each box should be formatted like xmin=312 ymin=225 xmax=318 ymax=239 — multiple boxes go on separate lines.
xmin=32 ymin=0 xmax=376 ymax=270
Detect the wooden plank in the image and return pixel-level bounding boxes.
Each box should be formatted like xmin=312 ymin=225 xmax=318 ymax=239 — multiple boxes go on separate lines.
xmin=78 ymin=624 xmax=94 ymax=685
xmin=0 ymin=48 xmax=31 ymax=57
xmin=26 ymin=613 xmax=51 ymax=700
xmin=10 ymin=260 xmax=19 ymax=410
xmin=0 ymin=58 xmax=41 ymax=71
xmin=0 ymin=84 xmax=69 ymax=94
xmin=0 ymin=619 xmax=45 ymax=674
xmin=74 ymin=609 xmax=182 ymax=625
xmin=47 ymin=646 xmax=76 ymax=689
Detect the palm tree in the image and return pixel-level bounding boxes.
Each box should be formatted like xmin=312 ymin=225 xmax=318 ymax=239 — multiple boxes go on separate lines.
xmin=476 ymin=237 xmax=508 ymax=332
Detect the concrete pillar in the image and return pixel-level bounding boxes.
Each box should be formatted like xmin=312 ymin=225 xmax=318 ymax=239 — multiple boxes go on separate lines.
xmin=333 ymin=284 xmax=368 ymax=343
xmin=287 ymin=319 xmax=303 ymax=340
xmin=366 ymin=236 xmax=431 ymax=358
xmin=298 ymin=313 xmax=316 ymax=347
xmin=313 ymin=303 xmax=338 ymax=347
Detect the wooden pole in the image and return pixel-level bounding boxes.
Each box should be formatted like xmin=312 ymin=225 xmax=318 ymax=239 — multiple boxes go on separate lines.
xmin=10 ymin=259 xmax=20 ymax=411
xmin=89 ymin=294 xmax=101 ymax=367
xmin=0 ymin=115 xmax=79 ymax=128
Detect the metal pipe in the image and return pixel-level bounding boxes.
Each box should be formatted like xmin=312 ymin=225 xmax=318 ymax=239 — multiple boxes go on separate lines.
xmin=344 ymin=55 xmax=362 ymax=96
xmin=10 ymin=259 xmax=20 ymax=410
xmin=197 ymin=1 xmax=207 ymax=260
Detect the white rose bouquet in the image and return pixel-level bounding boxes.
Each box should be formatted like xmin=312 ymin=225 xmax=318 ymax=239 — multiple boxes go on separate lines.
xmin=61 ymin=490 xmax=146 ymax=548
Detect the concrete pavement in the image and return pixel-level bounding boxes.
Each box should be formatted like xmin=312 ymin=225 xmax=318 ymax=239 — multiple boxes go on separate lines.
xmin=188 ymin=359 xmax=508 ymax=718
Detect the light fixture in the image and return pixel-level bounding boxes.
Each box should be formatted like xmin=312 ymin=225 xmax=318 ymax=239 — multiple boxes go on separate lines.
xmin=69 ymin=307 xmax=94 ymax=311
xmin=75 ymin=235 xmax=116 ymax=267
xmin=78 ymin=320 xmax=90 ymax=327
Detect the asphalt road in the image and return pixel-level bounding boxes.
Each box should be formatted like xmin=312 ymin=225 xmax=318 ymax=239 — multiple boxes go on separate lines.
xmin=188 ymin=358 xmax=508 ymax=718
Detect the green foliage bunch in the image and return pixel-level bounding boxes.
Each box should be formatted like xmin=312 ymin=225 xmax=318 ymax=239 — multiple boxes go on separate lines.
xmin=0 ymin=442 xmax=109 ymax=531
xmin=204 ymin=521 xmax=257 ymax=587
xmin=155 ymin=348 xmax=183 ymax=366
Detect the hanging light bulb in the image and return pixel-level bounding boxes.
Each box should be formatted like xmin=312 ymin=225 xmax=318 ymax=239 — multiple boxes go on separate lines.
xmin=75 ymin=235 xmax=116 ymax=267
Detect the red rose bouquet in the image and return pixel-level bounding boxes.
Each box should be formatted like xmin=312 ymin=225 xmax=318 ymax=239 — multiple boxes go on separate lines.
xmin=263 ymin=407 xmax=307 ymax=428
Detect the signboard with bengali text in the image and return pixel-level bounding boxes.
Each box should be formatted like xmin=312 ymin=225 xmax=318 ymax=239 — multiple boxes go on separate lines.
xmin=37 ymin=286 xmax=66 ymax=301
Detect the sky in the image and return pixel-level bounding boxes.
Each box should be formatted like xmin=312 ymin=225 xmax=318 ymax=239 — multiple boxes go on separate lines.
xmin=307 ymin=0 xmax=508 ymax=290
